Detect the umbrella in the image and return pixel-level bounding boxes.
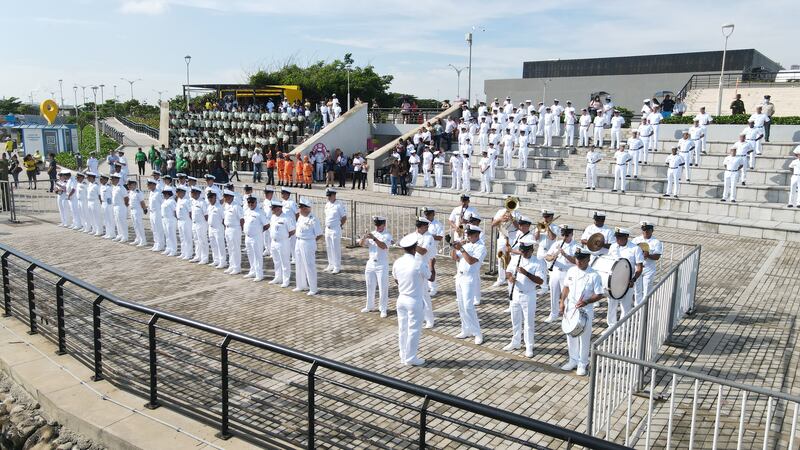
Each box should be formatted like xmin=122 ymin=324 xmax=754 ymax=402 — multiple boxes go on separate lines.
xmin=590 ymin=91 xmax=610 ymax=99
xmin=653 ymin=90 xmax=674 ymax=98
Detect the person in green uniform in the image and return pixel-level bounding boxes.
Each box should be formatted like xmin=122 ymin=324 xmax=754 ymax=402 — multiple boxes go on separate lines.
xmin=148 ymin=145 xmax=158 ymax=171
xmin=135 ymin=147 xmax=148 ymax=176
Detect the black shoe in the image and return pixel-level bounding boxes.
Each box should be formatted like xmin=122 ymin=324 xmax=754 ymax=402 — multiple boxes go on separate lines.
xmin=663 ymin=194 xmax=669 ymax=197
xmin=584 ymin=186 xmax=591 ymax=190
xmin=625 ymin=175 xmax=631 ymax=178
xmin=789 ymin=205 xmax=794 ymax=208
xmin=686 ymin=179 xmax=691 ymax=182
xmin=674 ymin=196 xmax=679 ymax=199
xmin=592 ymin=187 xmax=596 ymax=190
xmin=611 ymin=189 xmax=617 ymax=192
xmin=621 ymin=190 xmax=626 ymax=194
xmin=634 ymin=176 xmax=638 ymax=179
xmin=721 ymin=199 xmax=726 ymax=202
xmin=731 ymin=200 xmax=736 ymax=203
xmin=742 ymin=182 xmax=746 ymax=186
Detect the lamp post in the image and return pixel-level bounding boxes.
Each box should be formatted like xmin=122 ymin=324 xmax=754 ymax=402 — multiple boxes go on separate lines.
xmin=73 ymin=85 xmax=81 ymax=146
xmin=542 ymin=78 xmax=552 ymax=105
xmin=465 ymin=26 xmax=485 ymax=107
xmin=447 ymin=64 xmax=467 ymax=99
xmin=58 ymin=79 xmax=64 ymax=108
xmin=79 ymin=85 xmax=89 ymax=105
xmin=716 ymin=23 xmax=735 ymax=116
xmin=99 ymin=84 xmax=105 ymax=103
xmin=154 ymin=90 xmax=165 ymax=103
xmin=345 ymin=63 xmax=351 ymax=111
xmin=29 ymin=90 xmax=37 ymax=105
xmin=72 ymin=86 xmax=78 ymax=115
xmin=113 ymin=84 xmax=118 ymax=101
xmin=184 ymin=55 xmax=192 ymax=111
xmin=91 ymin=86 xmax=100 ymax=154
xmin=120 ymin=77 xmax=141 ymax=101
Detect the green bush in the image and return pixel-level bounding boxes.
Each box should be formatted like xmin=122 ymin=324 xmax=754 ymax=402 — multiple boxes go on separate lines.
xmin=56 ymin=124 xmax=119 ymax=170
xmin=125 ymin=116 xmax=159 ymax=129
xmin=662 ymin=114 xmax=800 ymax=125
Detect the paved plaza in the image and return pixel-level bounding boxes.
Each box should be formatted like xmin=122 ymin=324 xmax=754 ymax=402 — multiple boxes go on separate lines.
xmin=0 ymin=186 xmax=798 ymax=448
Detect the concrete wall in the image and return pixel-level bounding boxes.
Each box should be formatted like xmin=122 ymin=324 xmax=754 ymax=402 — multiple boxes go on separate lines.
xmin=658 ymin=124 xmax=800 ymax=144
xmin=484 ymin=71 xmax=718 ymax=113
xmin=158 ymin=100 xmax=169 ymax=147
xmin=371 ymin=123 xmax=419 ymax=136
xmin=291 ymin=102 xmax=370 ymax=157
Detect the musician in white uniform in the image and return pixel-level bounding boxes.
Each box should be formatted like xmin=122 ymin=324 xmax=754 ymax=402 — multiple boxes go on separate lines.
xmin=742 ymin=120 xmax=764 ymax=170
xmin=392 ymin=233 xmax=434 ymax=366
xmin=408 ymin=149 xmax=420 ymax=186
xmin=206 ymin=191 xmax=227 ymax=268
xmin=422 ymin=207 xmax=444 ymax=296
xmin=504 ymin=235 xmax=544 ymax=358
xmin=559 ymin=247 xmax=605 ymax=376
xmin=731 ymin=133 xmax=754 ymax=186
xmin=127 ymin=180 xmax=147 ymax=247
xmin=664 ymin=147 xmax=685 ymax=198
xmin=694 ymin=107 xmax=713 ymax=154
xmin=534 ymin=209 xmax=558 ymax=304
xmin=545 ymin=224 xmax=578 ymax=323
xmin=789 ymin=147 xmax=800 ymax=208
xmin=585 ymin=146 xmax=602 ymax=190
xmin=75 ymin=173 xmax=90 ymax=233
xmin=592 ymin=112 xmax=605 ymax=147
xmin=448 ymin=195 xmax=476 ymax=242
xmin=223 ymin=190 xmax=244 ymax=275
xmin=612 ymin=145 xmax=631 ymax=193
xmin=450 ymin=225 xmax=485 ymax=345
xmin=721 ymin=148 xmax=744 ymax=203
xmin=479 ymin=151 xmax=492 ymax=193
xmin=580 ymin=211 xmax=613 ymax=256
xmin=632 ymin=221 xmax=662 ymax=304
xmin=160 ymin=187 xmax=178 ymax=257
xmin=99 ymin=174 xmax=114 ymax=238
xmin=323 ymin=189 xmax=347 ymax=274
xmin=190 ymin=187 xmax=209 ymax=264
xmin=261 ymin=187 xmax=275 ymax=257
xmin=491 ymin=198 xmax=521 ymax=288
xmin=688 ymin=120 xmax=705 ymax=166
xmin=578 ymin=109 xmax=592 ymax=147
xmin=110 ymin=174 xmax=129 ymax=242
xmin=280 ymin=188 xmax=299 ymax=261
xmin=360 ymin=216 xmax=393 ymax=317
xmin=626 ymin=130 xmax=644 ymax=177
xmin=243 ymin=196 xmax=269 ymax=281
xmin=294 ymin=198 xmax=322 ymax=294
xmin=449 ymin=152 xmax=462 ymax=190
xmin=268 ymin=201 xmax=295 ymax=287
xmin=85 ymin=172 xmax=103 ymax=236
xmin=413 ymin=218 xmax=437 ymax=328
xmin=607 ymin=228 xmax=644 ymax=326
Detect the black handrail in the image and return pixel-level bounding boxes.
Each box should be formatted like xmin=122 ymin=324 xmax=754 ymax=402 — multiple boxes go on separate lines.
xmin=117 ymin=116 xmax=159 ymax=140
xmin=0 ymin=241 xmax=628 ymax=450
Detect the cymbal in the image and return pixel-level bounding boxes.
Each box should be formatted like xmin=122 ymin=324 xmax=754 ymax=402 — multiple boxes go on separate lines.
xmin=586 ymin=232 xmax=606 ymax=252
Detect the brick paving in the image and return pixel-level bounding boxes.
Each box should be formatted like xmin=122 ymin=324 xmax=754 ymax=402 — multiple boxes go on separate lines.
xmin=0 ymin=186 xmax=797 ymax=448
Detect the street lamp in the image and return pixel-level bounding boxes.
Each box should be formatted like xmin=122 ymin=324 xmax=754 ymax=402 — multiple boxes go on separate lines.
xmin=120 ymin=77 xmax=141 ymax=101
xmin=79 ymin=85 xmax=89 ymax=105
xmin=58 ymin=79 xmax=64 ymax=108
xmin=154 ymin=90 xmax=165 ymax=103
xmin=716 ymin=23 xmax=735 ymax=116
xmin=113 ymin=84 xmax=118 ymax=101
xmin=73 ymin=85 xmax=81 ymax=146
xmin=99 ymin=84 xmax=105 ymax=103
xmin=91 ymin=86 xmax=100 ymax=154
xmin=184 ymin=55 xmax=192 ymax=111
xmin=465 ymin=25 xmax=485 ymax=107
xmin=345 ymin=63 xmax=352 ymax=111
xmin=29 ymin=90 xmax=37 ymax=105
xmin=542 ymin=78 xmax=552 ymax=104
xmin=72 ymin=85 xmax=78 ymax=115
xmin=447 ymin=64 xmax=467 ymax=99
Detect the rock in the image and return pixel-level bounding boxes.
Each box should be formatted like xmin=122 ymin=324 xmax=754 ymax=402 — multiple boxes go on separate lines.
xmin=23 ymin=424 xmax=57 ymax=450
xmin=10 ymin=405 xmax=25 ymax=414
xmin=57 ymin=443 xmax=74 ymax=450
xmin=77 ymin=438 xmax=92 ymax=449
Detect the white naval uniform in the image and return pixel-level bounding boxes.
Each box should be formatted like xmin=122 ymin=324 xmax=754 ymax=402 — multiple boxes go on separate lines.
xmin=454 ymin=241 xmax=485 ymax=339
xmin=543 ymin=113 xmax=555 ymax=147
xmin=415 ymin=231 xmax=436 ymax=327
xmin=111 ymin=184 xmax=128 ymax=242
xmin=55 ymin=180 xmax=68 ymax=227
xmin=592 ymin=115 xmax=605 ymax=147
xmin=647 ymin=112 xmax=661 ymax=150
xmin=606 ymin=241 xmax=644 ymax=325
xmin=282 ymin=199 xmax=299 ymax=261
xmin=260 ymin=198 xmax=273 ymax=257
xmin=479 ymin=156 xmax=492 ymax=193
xmin=789 ymin=159 xmax=800 ymax=207
xmin=722 ymin=155 xmax=743 ymax=201
xmin=408 ymin=154 xmax=420 ymax=186
xmin=324 ymin=200 xmax=347 ymax=272
xmin=632 ymin=236 xmax=662 ymax=304
xmin=638 ymin=124 xmax=653 ymax=157
xmin=392 ymin=252 xmax=431 ymax=365
xmin=449 ymin=154 xmax=462 ymax=190
xmin=65 ymin=177 xmax=80 ymax=229
xmin=612 ymin=150 xmax=632 ymax=192
xmin=545 ymin=238 xmax=577 ymax=322
xmin=688 ymin=126 xmax=704 ymax=165
xmin=581 ymin=224 xmax=614 ymax=256
xmin=206 ymin=201 xmax=226 ymax=266
xmin=695 ymin=112 xmax=713 ymax=153
xmin=422 ymin=151 xmax=433 ymax=187
xmin=76 ymin=181 xmax=90 ymax=232
xmin=742 ymin=126 xmax=763 ymax=169
xmin=626 ymin=137 xmax=644 ymax=177
xmin=579 ymin=114 xmax=592 ymax=147
xmin=295 ymin=213 xmax=322 ymax=292
xmin=584 ymin=150 xmax=601 ymax=188
xmin=493 ymin=209 xmax=521 ymax=286
xmin=609 ymin=116 xmax=625 ymax=149
xmin=501 ymin=134 xmax=514 ymax=168
xmin=129 ymin=189 xmax=147 ymax=246
xmin=427 ymin=220 xmax=444 ymax=294
xmin=176 ymin=196 xmax=193 ymax=259
xmin=243 ymin=207 xmax=268 ymax=280
xmin=148 ymin=189 xmax=165 ymax=251
xmin=665 ymin=154 xmax=685 ymax=196
xmin=161 ymin=197 xmax=178 ymax=256
xmin=563 ymin=266 xmax=603 ymax=370
xmin=678 ymin=138 xmax=695 ymax=181
xmin=364 ymin=230 xmax=393 ymax=314
xmin=86 ymin=182 xmax=103 ymax=236
xmin=564 ymin=110 xmax=576 ymax=146
xmin=433 ymin=154 xmax=445 ymax=189
xmin=733 ymin=141 xmax=754 ymax=184
xmin=100 ymin=183 xmax=113 ymax=237
xmin=461 ymin=155 xmax=471 ymax=192
xmin=270 ymin=212 xmax=295 ymax=286
xmin=506 ymin=254 xmax=545 ymax=353
xmin=191 ymin=198 xmax=210 ymax=263
xmin=224 ymin=202 xmax=244 ymax=273
xmin=517 ymin=134 xmax=530 ymax=169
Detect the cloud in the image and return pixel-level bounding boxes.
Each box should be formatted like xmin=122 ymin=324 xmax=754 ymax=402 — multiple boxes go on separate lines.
xmin=119 ymin=0 xmax=169 ymax=15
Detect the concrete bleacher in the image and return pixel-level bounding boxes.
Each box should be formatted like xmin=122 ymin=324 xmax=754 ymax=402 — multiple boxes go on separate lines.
xmin=684 ymin=85 xmax=800 ymax=116
xmin=374 ymin=136 xmax=800 ymax=241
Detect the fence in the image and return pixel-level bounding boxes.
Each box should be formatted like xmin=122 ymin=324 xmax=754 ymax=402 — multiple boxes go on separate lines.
xmin=99 ymin=120 xmax=125 ymax=144
xmin=0 ymin=242 xmax=627 ymax=450
xmin=369 ymin=108 xmax=446 ymax=125
xmin=117 ymin=116 xmax=159 ymax=140
xmin=676 ymin=71 xmax=800 ymax=102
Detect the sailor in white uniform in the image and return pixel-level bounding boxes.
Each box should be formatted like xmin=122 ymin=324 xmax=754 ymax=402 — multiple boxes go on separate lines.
xmin=127 ymin=180 xmax=147 ymax=247
xmin=731 ymin=133 xmax=754 ymax=186
xmin=280 ymin=188 xmax=299 ymax=262
xmin=223 ymin=190 xmax=244 ymax=275
xmin=559 ymin=247 xmax=605 ymax=376
xmin=433 ymin=150 xmax=445 ymax=189
xmin=504 ymin=235 xmax=544 ymax=358
xmin=323 ymin=188 xmax=347 ymax=274
xmin=85 ymin=172 xmax=103 ymax=236
xmin=632 ymin=221 xmax=662 ymax=304
xmin=578 ymin=109 xmax=592 ymax=147
xmin=544 ymin=224 xmax=578 ymax=325
xmin=261 ymin=187 xmax=275 ymax=256
xmin=721 ymin=148 xmax=744 ymax=203
xmin=243 ymin=196 xmax=269 ymax=282
xmin=110 ymin=174 xmax=129 ymax=242
xmin=268 ymin=201 xmax=295 ymax=287
xmin=609 ymin=110 xmax=625 ymax=149
xmin=392 ymin=233 xmax=434 ymax=366
xmin=146 ymin=179 xmax=164 ymax=251
xmin=788 ymin=147 xmax=800 ymax=208
xmin=65 ymin=172 xmax=80 ymax=230
xmin=206 ymin=191 xmax=227 ymax=268
xmin=360 ymin=216 xmax=393 ymax=317
xmin=584 ymin=146 xmax=601 ymax=190
xmin=450 ymin=224 xmax=485 ymax=345
xmin=664 ymin=147 xmax=685 ymax=198
xmin=607 ymin=228 xmax=644 ymax=326
xmin=413 ymin=217 xmax=437 ymax=328
xmin=190 ymin=187 xmax=210 ymax=264
xmin=626 ymin=130 xmax=644 ymax=177
xmin=76 ymin=173 xmax=90 ymax=233
xmin=160 ymin=187 xmax=178 ymax=257
xmin=294 ymin=198 xmax=322 ymax=294
xmin=175 ymin=186 xmax=193 ymax=260
xmin=422 ymin=207 xmax=444 ymax=296
xmin=612 ymin=146 xmax=632 ymax=193
xmin=580 ymin=211 xmax=614 ymax=256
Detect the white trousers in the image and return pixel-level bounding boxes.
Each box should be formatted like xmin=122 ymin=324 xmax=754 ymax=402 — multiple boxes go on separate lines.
xmin=102 ymin=203 xmax=114 ymax=238
xmin=295 ymin=239 xmax=317 ymax=291
xmin=150 ymin=212 xmax=165 ymax=250
xmin=461 ymin=170 xmax=470 ymax=192
xmin=480 ymin=172 xmax=491 ymax=193
xmin=270 ymin=241 xmax=291 ymax=284
xmin=536 ymin=120 xmax=544 ymax=136
xmin=209 ymin=226 xmax=226 ymax=266
xmin=586 ymin=164 xmax=597 ymax=188
xmin=680 ymin=153 xmax=692 ymax=180
xmin=178 ymin=219 xmax=193 ymax=258
xmin=692 ymin=140 xmax=702 ymax=165
xmin=566 ymin=307 xmax=594 ymax=368
xmin=518 ymin=147 xmax=529 ymax=169
xmin=628 ymin=152 xmax=640 ymax=177
xmin=634 ymin=271 xmax=655 ymax=305
xmin=510 ymin=290 xmax=537 ymax=351
xmin=324 ymin=228 xmax=342 ymax=271
xmin=193 ymin=223 xmax=209 ymax=262
xmin=548 ymin=268 xmax=566 ymax=319
xmin=262 ymin=229 xmax=271 ymax=256
xmin=163 ymin=218 xmax=177 ymax=255
xmin=450 ymin=169 xmax=461 ymax=190
xmin=81 ymin=199 xmax=91 ymax=232
xmin=564 ymin=124 xmax=575 ymax=146
xmin=69 ymin=199 xmax=81 ymax=229
xmin=613 ymin=165 xmax=627 ymax=191
xmin=579 ymin=126 xmax=590 ymax=147
xmin=553 ymin=119 xmax=561 ymax=136
xmin=225 ymin=228 xmax=241 ymax=271
xmin=434 ymin=168 xmax=443 ymax=188
xmin=747 ymin=141 xmax=758 ymax=168
xmin=503 ymin=147 xmax=513 ymax=168
xmin=397 ymin=295 xmax=423 ymax=364
xmin=649 ymin=125 xmax=659 ymax=150
xmin=699 ymin=127 xmax=708 ymax=153
xmin=245 ymin=235 xmax=265 ymax=279
xmin=365 ymin=263 xmax=389 ymax=313
xmin=723 ymin=171 xmax=738 ymax=201
xmin=543 ymin=126 xmax=553 ymax=146
xmin=423 ymin=167 xmax=432 ymax=187
xmin=610 ymin=129 xmax=622 ymax=149
xmin=739 ymin=159 xmax=749 ymax=183
xmin=607 ymin=289 xmax=633 ymax=326
xmin=57 ymin=196 xmax=67 ymax=226
xmin=593 ymin=126 xmax=603 ymax=147
xmin=789 ymin=175 xmax=800 ymax=206
xmin=666 ymin=168 xmax=681 ymax=195
xmin=410 ymin=167 xmax=419 ymax=186
xmin=113 ymin=205 xmax=127 ymax=241
xmin=131 ymin=209 xmax=146 ymax=245
xmin=87 ymin=201 xmax=102 ymax=235
xmin=479 ymin=134 xmax=488 ymax=152
xmin=455 ymin=275 xmax=482 ymax=337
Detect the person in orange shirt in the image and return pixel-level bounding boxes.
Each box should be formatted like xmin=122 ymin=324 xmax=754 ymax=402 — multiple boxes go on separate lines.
xmin=266 ymin=155 xmax=276 ymax=185
xmin=284 ymin=155 xmax=295 ymax=188
xmin=276 ymin=154 xmax=285 ymax=186
xmin=303 ymin=156 xmax=313 ymax=189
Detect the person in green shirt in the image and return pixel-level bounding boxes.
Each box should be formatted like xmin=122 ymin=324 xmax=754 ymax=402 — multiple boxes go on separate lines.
xmin=135 ymin=147 xmax=147 ymax=176
xmin=148 ymin=145 xmax=157 ymax=171
xmin=176 ymin=156 xmax=188 ymax=175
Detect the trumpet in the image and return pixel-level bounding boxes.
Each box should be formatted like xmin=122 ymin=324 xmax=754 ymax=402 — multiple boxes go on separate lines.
xmin=504 ymin=195 xmax=520 ymax=211
xmin=537 ymin=215 xmax=561 ymax=232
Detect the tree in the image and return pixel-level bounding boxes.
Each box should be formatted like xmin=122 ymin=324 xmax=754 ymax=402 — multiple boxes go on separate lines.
xmin=0 ymin=97 xmax=23 ymax=115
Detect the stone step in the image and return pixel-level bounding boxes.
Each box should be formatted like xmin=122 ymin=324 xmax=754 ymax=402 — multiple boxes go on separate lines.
xmin=655 ymin=140 xmax=797 ymax=157
xmin=411 ymin=175 xmax=534 ymax=196
xmin=591 ymin=175 xmax=788 ymax=203
xmin=643 ymin=152 xmax=792 ymax=170
xmin=594 ymin=164 xmax=791 ymax=186
xmin=375 ymin=183 xmax=575 ymax=209
xmin=585 ymin=190 xmax=800 ymax=223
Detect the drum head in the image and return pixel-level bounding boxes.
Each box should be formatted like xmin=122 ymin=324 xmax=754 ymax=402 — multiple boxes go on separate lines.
xmin=561 ymin=307 xmax=587 ymax=337
xmin=608 ymin=258 xmax=633 ymax=300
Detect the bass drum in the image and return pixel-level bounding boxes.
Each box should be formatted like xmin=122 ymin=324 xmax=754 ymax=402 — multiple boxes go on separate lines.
xmin=591 ymin=255 xmax=632 ymax=300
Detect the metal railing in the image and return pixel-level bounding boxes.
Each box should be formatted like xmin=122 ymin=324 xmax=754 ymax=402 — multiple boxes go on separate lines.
xmin=99 ymin=120 xmax=125 ymax=144
xmin=676 ymin=71 xmax=800 ymax=102
xmin=587 ymin=246 xmax=701 ymax=437
xmin=0 ymin=242 xmax=627 ymax=450
xmin=369 ymin=107 xmax=447 ymax=125
xmin=118 ymin=116 xmax=159 ymax=140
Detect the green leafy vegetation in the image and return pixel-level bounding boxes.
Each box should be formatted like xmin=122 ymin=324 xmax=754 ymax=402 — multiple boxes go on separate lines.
xmin=55 ymin=124 xmax=119 ymax=170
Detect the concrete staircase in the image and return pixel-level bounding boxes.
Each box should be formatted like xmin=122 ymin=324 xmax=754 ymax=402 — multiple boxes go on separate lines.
xmin=376 ymin=138 xmax=800 ymax=241
xmin=684 ymin=86 xmax=800 ymax=116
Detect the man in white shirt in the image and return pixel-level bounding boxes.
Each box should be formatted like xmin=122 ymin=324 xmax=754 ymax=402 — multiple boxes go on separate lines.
xmin=422 ymin=207 xmax=444 ymax=296
xmin=694 ymin=107 xmax=713 ymax=154
xmin=189 ymin=187 xmax=210 ymax=264
xmin=408 ymin=149 xmax=420 ymax=186
xmin=161 ymin=187 xmax=178 ymax=256
xmin=449 ymin=152 xmax=462 ymax=190
xmin=731 ymin=133 xmax=754 ymax=185
xmin=517 ymin=129 xmax=530 ymax=169
xmin=637 ymin=119 xmax=653 ymax=158
xmin=460 ymin=152 xmax=471 ymax=192
xmin=664 ymin=147 xmax=685 ymax=198
xmin=721 ymin=148 xmax=743 ymax=203
xmin=562 ymin=101 xmax=576 ymax=147
xmin=268 ymin=201 xmax=295 ymax=287
xmin=243 ymin=196 xmax=269 ymax=282
xmin=646 ymin=107 xmax=662 ymax=151
xmin=543 ymin=107 xmax=555 ymax=147
xmin=501 ymin=129 xmax=514 ymax=169
xmin=688 ymin=120 xmax=705 ymax=167
xmin=626 ymin=130 xmax=644 ymax=178
xmin=609 ymin=110 xmax=625 ymax=149
xmin=607 ymin=228 xmax=644 ymax=326
xmin=450 ymin=225 xmax=485 ymax=345
xmin=504 ymin=236 xmax=544 ymax=358
xmin=632 ymin=221 xmax=662 ymax=304
xmin=788 ymin=146 xmax=800 ymax=208
xmin=544 ymin=224 xmax=578 ymax=325
xmin=146 ymin=179 xmax=164 ymax=252
xmin=592 ymin=112 xmax=605 ymax=148
xmin=585 ymin=146 xmax=601 ymax=190
xmin=433 ymin=150 xmax=445 ymax=189
xmin=612 ymin=146 xmax=632 ymax=193
xmin=392 ymin=233 xmax=434 ymax=366
xmin=491 ymin=199 xmax=522 ymax=289
xmin=580 ymin=211 xmax=614 ymax=256
xmin=222 ymin=190 xmax=244 ymax=274
xmin=361 ymin=216 xmax=393 ymax=317
xmin=294 ymin=198 xmax=323 ymax=294
xmin=602 ymin=97 xmax=614 ymax=124
xmin=110 ymin=174 xmax=128 ymax=242
xmin=323 ymin=188 xmax=347 ymax=273
xmin=421 ymin=147 xmax=433 ymax=187
xmin=85 ymin=172 xmax=103 ymax=236
xmin=748 ymin=106 xmax=769 ymax=155
xmin=127 ymin=180 xmax=147 ymax=247
xmin=677 ymin=131 xmax=695 ymax=182
xmin=479 ymin=151 xmax=492 ymax=193
xmin=536 ymin=102 xmax=546 ymax=136
xmin=742 ymin=120 xmax=764 ymax=169
xmin=578 ymin=109 xmax=592 ymax=147
xmin=478 ymin=116 xmax=490 ymax=153
xmin=206 ymin=191 xmax=227 ymax=269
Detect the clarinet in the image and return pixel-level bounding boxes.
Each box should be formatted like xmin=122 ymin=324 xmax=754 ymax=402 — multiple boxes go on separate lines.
xmin=508 ymin=255 xmax=522 ymax=301
xmin=548 ymin=239 xmax=566 ymax=272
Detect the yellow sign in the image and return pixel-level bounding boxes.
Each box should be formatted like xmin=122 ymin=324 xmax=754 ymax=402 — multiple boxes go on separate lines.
xmin=40 ymin=99 xmax=59 ymax=125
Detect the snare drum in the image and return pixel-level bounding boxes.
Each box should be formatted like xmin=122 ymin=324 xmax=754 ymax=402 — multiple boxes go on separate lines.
xmin=591 ymin=255 xmax=632 ymax=300
xmin=562 ymin=306 xmax=588 ymax=337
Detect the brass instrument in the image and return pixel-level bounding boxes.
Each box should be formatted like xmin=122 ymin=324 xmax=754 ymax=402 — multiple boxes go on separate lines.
xmin=504 ymin=195 xmax=520 ymax=211
xmin=536 ymin=215 xmax=561 ymax=232
xmin=498 ymin=246 xmax=512 ymax=269
xmin=637 ymin=241 xmax=650 ymax=253
xmin=586 ymin=232 xmax=606 ymax=252
xmin=497 ymin=196 xmax=521 ymax=269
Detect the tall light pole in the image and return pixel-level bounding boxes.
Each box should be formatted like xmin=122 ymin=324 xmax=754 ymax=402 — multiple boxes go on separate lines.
xmin=716 ymin=23 xmax=735 ymax=116
xmin=29 ymin=90 xmax=37 ymax=105
xmin=448 ymin=64 xmax=467 ymax=99
xmin=345 ymin=63 xmax=352 ymax=111
xmin=542 ymin=78 xmax=552 ymax=104
xmin=120 ymin=77 xmax=141 ymax=101
xmin=465 ymin=26 xmax=485 ymax=107
xmin=154 ymin=90 xmax=165 ymax=103
xmin=113 ymin=84 xmax=118 ymax=101
xmin=79 ymin=85 xmax=89 ymax=105
xmin=99 ymin=84 xmax=105 ymax=103
xmin=73 ymin=85 xmax=81 ymax=146
xmin=58 ymin=79 xmax=64 ymax=107
xmin=184 ymin=55 xmax=192 ymax=111
xmin=72 ymin=86 xmax=78 ymax=116
xmin=91 ymin=86 xmax=100 ymax=154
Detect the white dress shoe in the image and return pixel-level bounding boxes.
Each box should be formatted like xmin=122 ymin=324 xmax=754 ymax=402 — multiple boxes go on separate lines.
xmin=561 ymin=361 xmax=578 ymax=371
xmin=502 ymin=343 xmax=520 ymax=351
